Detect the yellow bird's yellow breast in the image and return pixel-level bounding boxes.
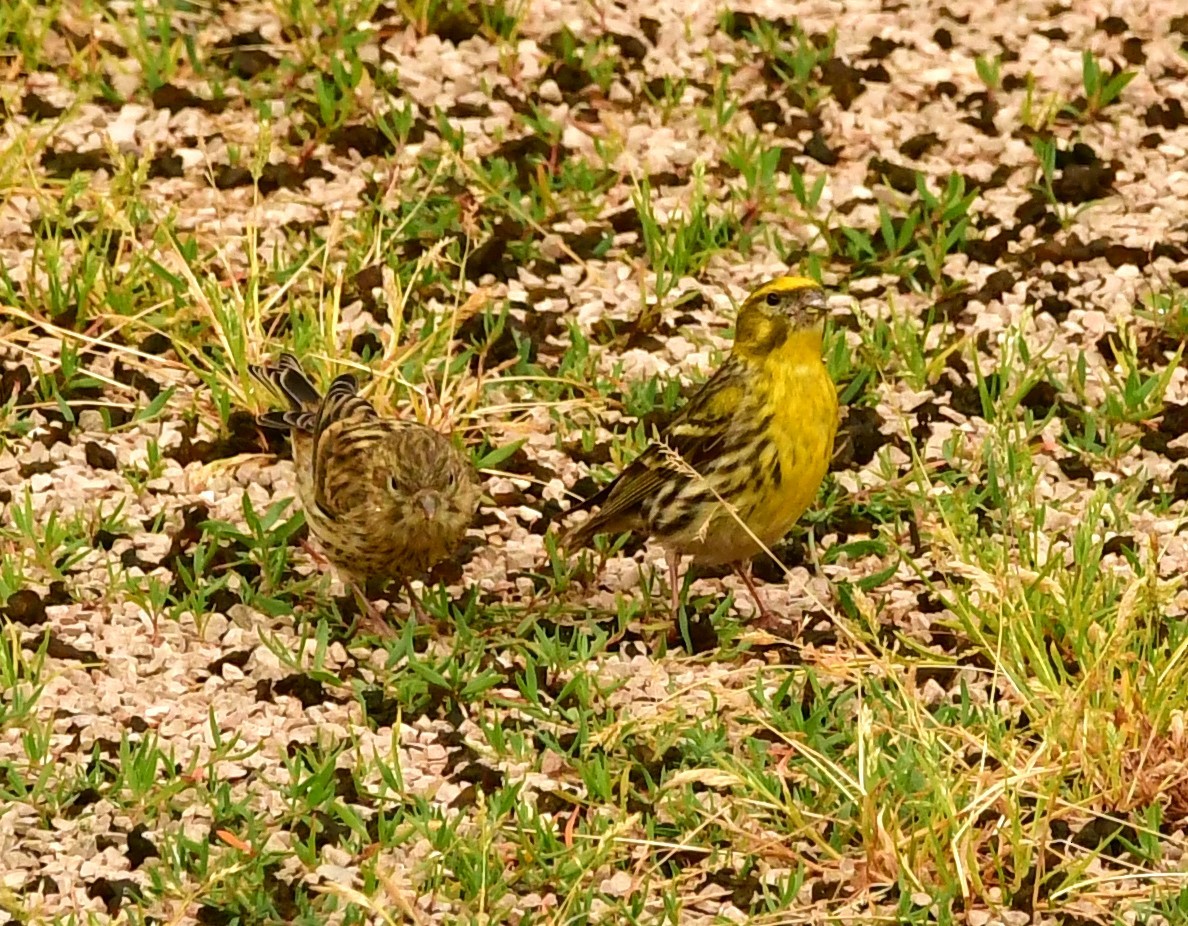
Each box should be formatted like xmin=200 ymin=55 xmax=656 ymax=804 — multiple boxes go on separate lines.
xmin=747 ymin=332 xmax=838 ymax=545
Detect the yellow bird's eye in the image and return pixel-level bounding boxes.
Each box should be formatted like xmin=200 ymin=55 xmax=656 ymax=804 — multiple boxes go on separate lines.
xmin=765 ymin=293 xmax=780 ymax=307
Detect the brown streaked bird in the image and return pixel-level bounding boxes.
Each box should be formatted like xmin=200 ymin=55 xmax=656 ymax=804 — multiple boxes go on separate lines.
xmin=561 ymin=276 xmax=838 ymax=626
xmin=250 ymin=353 xmax=481 ymax=631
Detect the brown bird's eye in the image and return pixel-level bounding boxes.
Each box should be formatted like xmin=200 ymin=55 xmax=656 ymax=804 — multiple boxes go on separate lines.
xmin=765 ymin=293 xmax=780 ymax=307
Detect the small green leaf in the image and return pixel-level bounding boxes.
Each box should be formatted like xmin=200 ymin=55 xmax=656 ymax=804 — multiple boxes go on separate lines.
xmin=475 ymin=438 xmax=527 ymax=470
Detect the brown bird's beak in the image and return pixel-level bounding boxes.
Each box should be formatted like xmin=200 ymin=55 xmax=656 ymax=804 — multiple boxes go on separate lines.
xmin=419 ymin=493 xmax=439 ymax=519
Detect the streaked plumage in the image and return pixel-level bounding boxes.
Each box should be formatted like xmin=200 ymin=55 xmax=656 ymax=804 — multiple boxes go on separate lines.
xmin=563 ymin=276 xmax=838 ymax=621
xmin=250 ymin=354 xmax=480 ymax=624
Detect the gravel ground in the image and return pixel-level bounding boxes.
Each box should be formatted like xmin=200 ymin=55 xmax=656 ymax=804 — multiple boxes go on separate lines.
xmin=2 ymin=0 xmax=1188 ymax=923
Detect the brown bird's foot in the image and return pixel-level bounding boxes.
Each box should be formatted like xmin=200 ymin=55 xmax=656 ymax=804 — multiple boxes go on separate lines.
xmin=300 ymin=538 xmax=330 ymax=568
xmin=364 ymin=602 xmax=397 ymax=639
xmin=350 ymin=582 xmax=396 ymax=639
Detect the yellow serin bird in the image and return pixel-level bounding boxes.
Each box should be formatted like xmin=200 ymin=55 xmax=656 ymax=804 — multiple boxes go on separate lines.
xmin=250 ymin=353 xmax=481 ymax=630
xmin=562 ymin=276 xmax=838 ymax=623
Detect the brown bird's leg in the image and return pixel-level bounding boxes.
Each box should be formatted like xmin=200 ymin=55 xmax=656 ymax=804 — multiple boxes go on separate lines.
xmin=402 ymin=579 xmax=432 ymax=624
xmin=351 ymin=580 xmax=396 ymax=639
xmin=301 ymin=539 xmax=392 ymax=637
xmin=734 ymin=561 xmax=777 ymax=627
xmin=301 ymin=538 xmax=329 ymax=567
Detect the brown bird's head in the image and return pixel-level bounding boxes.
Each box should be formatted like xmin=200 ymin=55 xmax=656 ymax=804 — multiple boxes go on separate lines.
xmin=376 ymin=428 xmax=480 ymax=532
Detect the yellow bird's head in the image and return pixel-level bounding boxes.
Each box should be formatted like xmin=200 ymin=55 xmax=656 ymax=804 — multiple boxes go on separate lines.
xmin=733 ymin=276 xmax=828 ymax=360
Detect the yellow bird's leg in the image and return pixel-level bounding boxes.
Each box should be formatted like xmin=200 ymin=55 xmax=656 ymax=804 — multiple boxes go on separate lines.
xmin=667 ymin=550 xmax=682 ymax=622
xmin=734 ymin=561 xmax=776 ymax=626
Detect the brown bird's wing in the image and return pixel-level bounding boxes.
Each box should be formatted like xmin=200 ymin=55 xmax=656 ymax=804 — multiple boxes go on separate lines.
xmin=563 ymin=363 xmax=743 ymax=546
xmin=308 ymin=374 xmax=384 ymax=515
xmin=251 ymin=357 xmax=388 ymax=515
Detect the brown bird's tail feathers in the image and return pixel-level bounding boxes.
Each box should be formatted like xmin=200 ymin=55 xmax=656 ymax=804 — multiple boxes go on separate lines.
xmin=249 ymin=353 xmax=322 ymax=432
xmin=250 ymin=353 xmax=378 ymax=434
xmin=250 ymin=353 xmax=320 ymax=410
